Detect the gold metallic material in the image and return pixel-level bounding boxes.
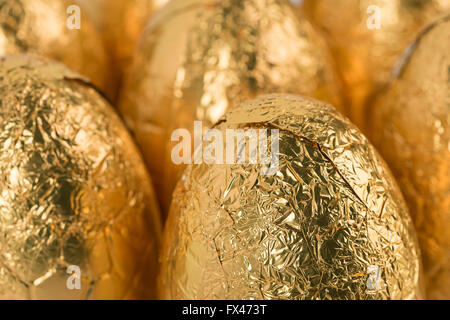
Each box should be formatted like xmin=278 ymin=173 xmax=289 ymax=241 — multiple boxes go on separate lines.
xmin=0 ymin=55 xmax=162 ymax=299
xmin=369 ymin=15 xmax=450 ymax=300
xmin=301 ymin=0 xmax=450 ymax=132
xmin=74 ymin=0 xmax=104 ymax=28
xmin=119 ymin=0 xmax=344 ymax=216
xmin=0 ymin=0 xmax=113 ymax=100
xmin=158 ymin=94 xmax=424 ymax=300
xmin=102 ymin=0 xmax=169 ymax=98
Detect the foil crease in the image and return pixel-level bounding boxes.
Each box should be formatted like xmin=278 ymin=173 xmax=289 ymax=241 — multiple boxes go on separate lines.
xmin=301 ymin=0 xmax=450 ymax=132
xmin=369 ymin=15 xmax=450 ymax=300
xmin=0 ymin=55 xmax=162 ymax=299
xmin=158 ymin=94 xmax=424 ymax=300
xmin=0 ymin=0 xmax=114 ymax=100
xmin=118 ymin=0 xmax=344 ymax=217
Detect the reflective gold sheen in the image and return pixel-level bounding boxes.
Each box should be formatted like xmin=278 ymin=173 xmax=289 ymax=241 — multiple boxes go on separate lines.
xmin=0 ymin=55 xmax=162 ymax=299
xmin=369 ymin=15 xmax=450 ymax=300
xmin=0 ymin=0 xmax=113 ymax=99
xmin=102 ymin=0 xmax=169 ymax=94
xmin=119 ymin=0 xmax=344 ymax=216
xmin=158 ymin=94 xmax=424 ymax=300
xmin=301 ymin=0 xmax=450 ymax=131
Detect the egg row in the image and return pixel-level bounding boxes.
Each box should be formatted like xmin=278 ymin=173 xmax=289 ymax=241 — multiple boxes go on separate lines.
xmin=0 ymin=0 xmax=448 ymax=299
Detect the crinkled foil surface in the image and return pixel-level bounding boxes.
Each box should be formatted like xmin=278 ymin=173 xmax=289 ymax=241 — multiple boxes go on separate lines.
xmin=369 ymin=15 xmax=450 ymax=300
xmin=0 ymin=55 xmax=162 ymax=299
xmin=158 ymin=94 xmax=424 ymax=300
xmin=119 ymin=0 xmax=344 ymax=216
xmin=0 ymin=0 xmax=113 ymax=99
xmin=301 ymin=0 xmax=450 ymax=131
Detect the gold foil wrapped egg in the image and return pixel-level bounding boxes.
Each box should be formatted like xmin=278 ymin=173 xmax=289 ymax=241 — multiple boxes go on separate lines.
xmin=369 ymin=15 xmax=450 ymax=300
xmin=158 ymin=94 xmax=424 ymax=300
xmin=300 ymin=0 xmax=450 ymax=131
xmin=0 ymin=0 xmax=113 ymax=100
xmin=102 ymin=0 xmax=169 ymax=92
xmin=119 ymin=0 xmax=344 ymax=216
xmin=0 ymin=55 xmax=162 ymax=299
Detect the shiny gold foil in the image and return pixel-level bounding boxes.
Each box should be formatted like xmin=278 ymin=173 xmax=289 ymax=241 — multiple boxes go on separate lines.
xmin=301 ymin=0 xmax=450 ymax=132
xmin=119 ymin=0 xmax=344 ymax=216
xmin=0 ymin=55 xmax=162 ymax=299
xmin=0 ymin=0 xmax=113 ymax=100
xmin=369 ymin=15 xmax=450 ymax=300
xmin=158 ymin=94 xmax=424 ymax=300
xmin=102 ymin=0 xmax=169 ymax=97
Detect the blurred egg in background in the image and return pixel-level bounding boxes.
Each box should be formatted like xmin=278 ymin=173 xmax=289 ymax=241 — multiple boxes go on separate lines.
xmin=0 ymin=0 xmax=114 ymax=99
xmin=369 ymin=14 xmax=450 ymax=300
xmin=118 ymin=0 xmax=344 ymax=217
xmin=296 ymin=0 xmax=450 ymax=132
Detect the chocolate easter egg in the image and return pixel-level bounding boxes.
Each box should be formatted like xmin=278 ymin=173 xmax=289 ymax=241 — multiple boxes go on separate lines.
xmin=0 ymin=0 xmax=113 ymax=99
xmin=102 ymin=0 xmax=169 ymax=90
xmin=300 ymin=0 xmax=450 ymax=131
xmin=119 ymin=0 xmax=344 ymax=216
xmin=158 ymin=94 xmax=424 ymax=300
xmin=0 ymin=55 xmax=161 ymax=299
xmin=369 ymin=14 xmax=450 ymax=300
